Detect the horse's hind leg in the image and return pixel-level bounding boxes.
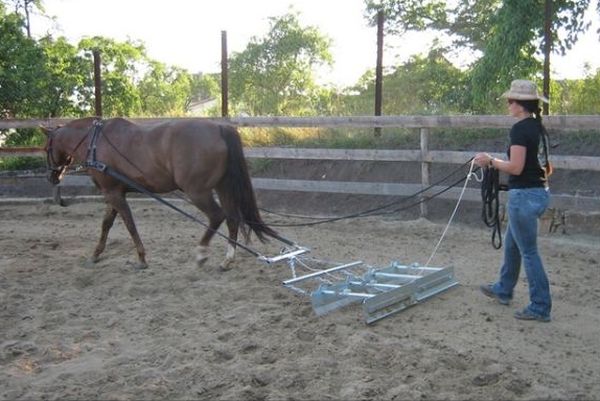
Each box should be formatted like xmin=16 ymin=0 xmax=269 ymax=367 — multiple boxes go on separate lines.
xmin=90 ymin=204 xmax=118 ymax=264
xmin=187 ymin=191 xmax=226 ymax=268
xmin=104 ymin=192 xmax=148 ymax=269
xmin=215 ymin=189 xmax=240 ymax=271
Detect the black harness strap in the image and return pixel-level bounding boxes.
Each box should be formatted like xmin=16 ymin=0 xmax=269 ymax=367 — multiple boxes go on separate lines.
xmin=85 ymin=119 xmax=105 ymax=163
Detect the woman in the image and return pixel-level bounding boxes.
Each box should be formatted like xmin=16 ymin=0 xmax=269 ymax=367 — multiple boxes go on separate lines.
xmin=474 ymin=79 xmax=552 ymax=322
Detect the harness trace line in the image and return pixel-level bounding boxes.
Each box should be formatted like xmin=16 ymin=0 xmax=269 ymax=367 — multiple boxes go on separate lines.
xmin=260 ymin=159 xmax=475 ymax=228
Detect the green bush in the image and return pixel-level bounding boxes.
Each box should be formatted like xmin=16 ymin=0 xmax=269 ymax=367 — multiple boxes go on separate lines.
xmin=0 ymin=156 xmax=46 ymax=171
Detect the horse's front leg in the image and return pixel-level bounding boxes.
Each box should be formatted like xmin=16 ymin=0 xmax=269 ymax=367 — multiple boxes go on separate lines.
xmin=89 ymin=204 xmax=118 ymax=264
xmin=105 ymin=192 xmax=148 ymax=269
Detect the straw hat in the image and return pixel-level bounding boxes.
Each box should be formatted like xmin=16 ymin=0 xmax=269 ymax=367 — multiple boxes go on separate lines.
xmin=500 ymin=79 xmax=549 ymax=103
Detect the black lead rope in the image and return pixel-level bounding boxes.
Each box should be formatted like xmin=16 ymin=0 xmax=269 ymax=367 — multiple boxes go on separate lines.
xmin=262 ymin=159 xmax=475 ymax=228
xmin=481 ymin=167 xmax=503 ymax=249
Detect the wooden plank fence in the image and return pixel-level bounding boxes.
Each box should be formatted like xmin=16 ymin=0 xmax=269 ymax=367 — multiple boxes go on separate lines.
xmin=1 ymin=116 xmax=599 ymax=213
xmin=2 ymin=115 xmax=600 ymax=129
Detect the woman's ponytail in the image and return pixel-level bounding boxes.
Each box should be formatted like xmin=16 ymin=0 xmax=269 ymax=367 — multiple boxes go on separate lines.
xmin=535 ymin=106 xmax=553 ymax=177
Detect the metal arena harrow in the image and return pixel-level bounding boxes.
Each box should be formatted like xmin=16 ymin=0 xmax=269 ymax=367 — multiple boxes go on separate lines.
xmin=260 ymin=247 xmax=459 ymax=324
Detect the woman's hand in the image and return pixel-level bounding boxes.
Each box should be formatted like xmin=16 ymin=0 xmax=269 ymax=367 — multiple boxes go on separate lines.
xmin=474 ymin=152 xmax=493 ymax=168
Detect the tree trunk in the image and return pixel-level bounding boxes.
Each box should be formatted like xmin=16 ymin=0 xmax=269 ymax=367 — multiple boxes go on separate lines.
xmin=542 ymin=0 xmax=552 ymax=115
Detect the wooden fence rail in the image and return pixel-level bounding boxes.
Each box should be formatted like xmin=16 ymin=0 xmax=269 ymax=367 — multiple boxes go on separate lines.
xmin=1 ymin=116 xmax=599 ymax=213
xmin=2 ymin=115 xmax=600 ymax=129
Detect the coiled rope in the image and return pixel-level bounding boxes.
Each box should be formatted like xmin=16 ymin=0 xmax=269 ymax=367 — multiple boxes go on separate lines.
xmin=480 ymin=166 xmax=503 ymax=249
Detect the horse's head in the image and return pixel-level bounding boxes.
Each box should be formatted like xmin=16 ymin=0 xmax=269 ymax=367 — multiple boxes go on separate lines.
xmin=41 ymin=125 xmax=73 ymax=185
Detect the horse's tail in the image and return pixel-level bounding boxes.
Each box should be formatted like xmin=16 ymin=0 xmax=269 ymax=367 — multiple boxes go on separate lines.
xmin=219 ymin=125 xmax=278 ymax=243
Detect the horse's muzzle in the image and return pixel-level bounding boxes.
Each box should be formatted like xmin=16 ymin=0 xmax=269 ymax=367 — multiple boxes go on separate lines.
xmin=47 ymin=170 xmax=61 ymax=185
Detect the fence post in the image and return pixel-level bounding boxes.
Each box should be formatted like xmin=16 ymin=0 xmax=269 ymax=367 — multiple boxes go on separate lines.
xmin=420 ymin=128 xmax=430 ymax=218
xmin=221 ymin=30 xmax=229 ymax=117
xmin=542 ymin=0 xmax=552 ymax=115
xmin=374 ymin=10 xmax=384 ymax=137
xmin=93 ymin=49 xmax=102 ymax=117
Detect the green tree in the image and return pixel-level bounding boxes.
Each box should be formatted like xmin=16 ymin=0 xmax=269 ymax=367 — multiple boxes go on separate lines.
xmin=138 ymin=61 xmax=195 ymax=116
xmin=0 ymin=5 xmax=46 ymax=118
xmin=552 ymin=67 xmax=600 ymax=114
xmin=1 ymin=0 xmax=45 ymax=38
xmin=228 ymin=11 xmax=333 ymax=116
xmin=364 ymin=0 xmax=447 ymax=33
xmin=365 ymin=0 xmax=598 ymax=112
xmin=470 ymin=0 xmax=591 ymax=110
xmin=77 ymin=37 xmax=202 ymax=117
xmin=38 ymin=36 xmax=89 ymax=117
xmin=342 ymin=48 xmax=468 ymax=115
xmin=76 ymin=36 xmax=147 ymax=116
xmin=187 ymin=72 xmax=222 ymax=116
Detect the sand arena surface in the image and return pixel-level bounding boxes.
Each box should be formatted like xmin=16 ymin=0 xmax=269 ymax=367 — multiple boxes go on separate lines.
xmin=1 ymin=200 xmax=599 ymax=400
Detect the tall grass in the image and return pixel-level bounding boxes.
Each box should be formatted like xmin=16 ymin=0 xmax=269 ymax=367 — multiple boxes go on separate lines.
xmin=239 ymin=127 xmax=421 ymax=149
xmin=0 ymin=156 xmax=45 ymax=172
xmin=239 ymin=126 xmax=514 ymax=151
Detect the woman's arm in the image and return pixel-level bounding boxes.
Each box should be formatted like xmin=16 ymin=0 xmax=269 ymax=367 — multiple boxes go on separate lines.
xmin=474 ymin=145 xmax=526 ymax=176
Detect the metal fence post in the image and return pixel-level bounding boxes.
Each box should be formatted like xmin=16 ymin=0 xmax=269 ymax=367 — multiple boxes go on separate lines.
xmin=374 ymin=11 xmax=384 ymax=137
xmin=420 ymin=128 xmax=430 ymax=218
xmin=221 ymin=30 xmax=229 ymax=117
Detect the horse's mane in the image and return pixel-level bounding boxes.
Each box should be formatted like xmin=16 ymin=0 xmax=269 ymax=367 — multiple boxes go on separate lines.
xmin=67 ymin=117 xmax=136 ymax=130
xmin=67 ymin=117 xmax=97 ymax=128
xmin=108 ymin=117 xmax=135 ymax=128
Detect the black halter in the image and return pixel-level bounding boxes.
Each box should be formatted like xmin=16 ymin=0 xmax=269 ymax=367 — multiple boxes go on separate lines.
xmin=45 ymin=130 xmax=73 ymax=179
xmin=45 ymin=132 xmax=60 ymax=172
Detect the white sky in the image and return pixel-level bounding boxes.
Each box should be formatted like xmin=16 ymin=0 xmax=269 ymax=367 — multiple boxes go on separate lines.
xmin=30 ymin=0 xmax=600 ymax=87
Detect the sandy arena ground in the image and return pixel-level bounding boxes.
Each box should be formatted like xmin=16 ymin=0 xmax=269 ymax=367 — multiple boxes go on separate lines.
xmin=1 ymin=199 xmax=599 ymax=400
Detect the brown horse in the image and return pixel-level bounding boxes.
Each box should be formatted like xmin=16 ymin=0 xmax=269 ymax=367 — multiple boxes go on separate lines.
xmin=43 ymin=117 xmax=277 ymax=270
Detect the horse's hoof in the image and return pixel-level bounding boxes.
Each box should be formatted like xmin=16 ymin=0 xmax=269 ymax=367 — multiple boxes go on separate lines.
xmin=83 ymin=255 xmax=101 ymax=268
xmin=196 ymin=256 xmax=209 ymax=268
xmin=83 ymin=259 xmax=96 ymax=269
xmin=134 ymin=262 xmax=148 ymax=270
xmin=219 ymin=259 xmax=234 ymax=271
xmin=125 ymin=260 xmax=148 ymax=270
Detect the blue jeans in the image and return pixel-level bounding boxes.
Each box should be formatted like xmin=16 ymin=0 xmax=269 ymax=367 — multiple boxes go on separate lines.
xmin=492 ymin=187 xmax=552 ymax=318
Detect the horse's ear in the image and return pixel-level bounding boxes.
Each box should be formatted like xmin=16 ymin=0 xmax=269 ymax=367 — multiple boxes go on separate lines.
xmin=40 ymin=125 xmax=52 ymax=136
xmin=40 ymin=124 xmax=62 ymax=135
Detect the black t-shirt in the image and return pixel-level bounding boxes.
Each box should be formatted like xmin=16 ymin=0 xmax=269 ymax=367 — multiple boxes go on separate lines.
xmin=507 ymin=117 xmax=547 ymax=189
